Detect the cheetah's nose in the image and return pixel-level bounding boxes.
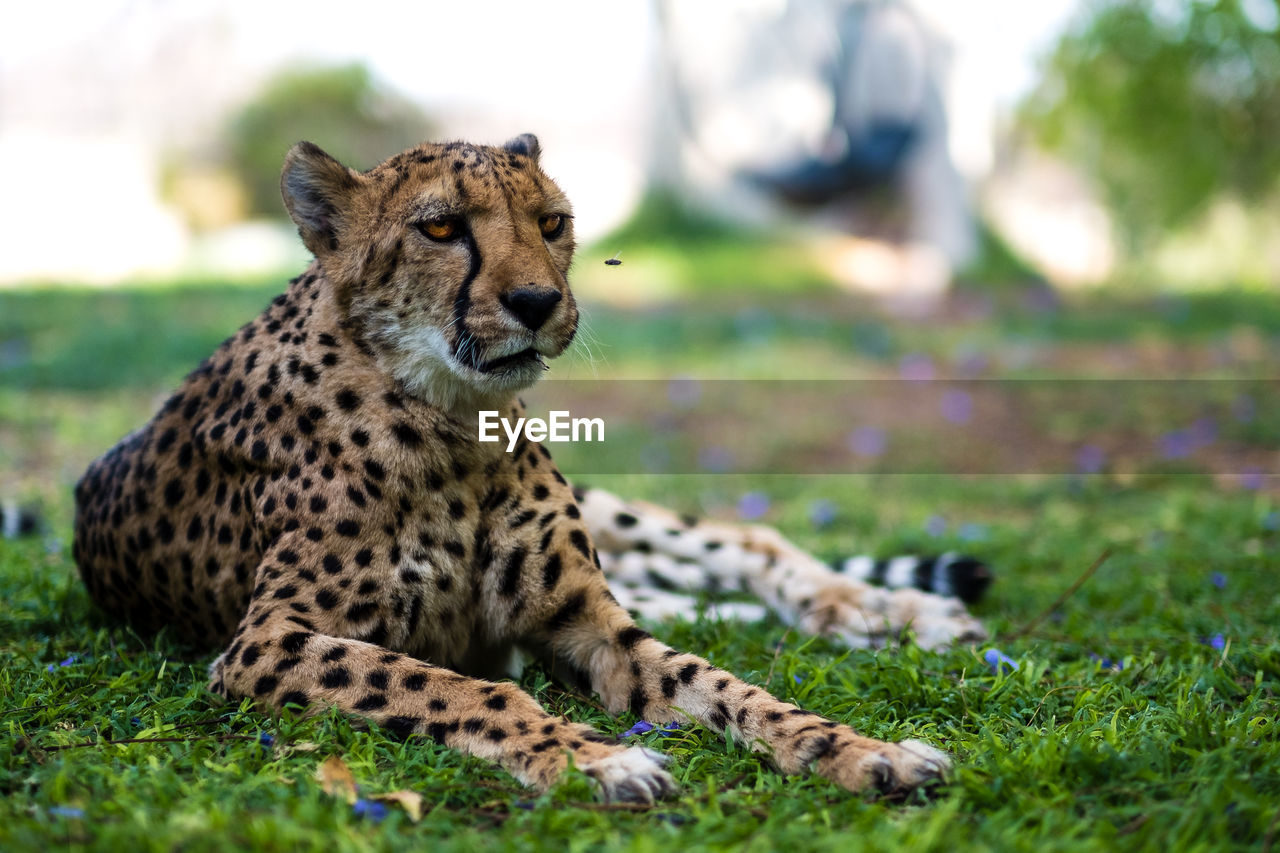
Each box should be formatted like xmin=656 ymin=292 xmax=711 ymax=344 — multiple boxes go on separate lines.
xmin=500 ymin=287 xmax=562 ymax=331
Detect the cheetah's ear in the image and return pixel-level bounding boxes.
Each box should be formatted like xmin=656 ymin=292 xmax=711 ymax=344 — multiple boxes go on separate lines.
xmin=281 ymin=141 xmax=361 ymax=256
xmin=502 ymin=133 xmax=541 ymax=162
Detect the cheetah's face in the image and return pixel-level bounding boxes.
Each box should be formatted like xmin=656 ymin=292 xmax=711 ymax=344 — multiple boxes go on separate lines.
xmin=281 ymin=134 xmax=578 ymax=409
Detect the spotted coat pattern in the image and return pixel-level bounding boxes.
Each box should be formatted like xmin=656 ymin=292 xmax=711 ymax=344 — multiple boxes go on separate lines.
xmin=74 ymin=135 xmax=953 ymax=803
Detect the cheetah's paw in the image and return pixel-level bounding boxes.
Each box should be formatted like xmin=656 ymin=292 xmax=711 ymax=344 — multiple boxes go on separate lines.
xmin=803 ymin=583 xmax=987 ymax=651
xmin=580 ymin=746 xmax=676 ymax=804
xmin=820 ymin=738 xmax=951 ymax=794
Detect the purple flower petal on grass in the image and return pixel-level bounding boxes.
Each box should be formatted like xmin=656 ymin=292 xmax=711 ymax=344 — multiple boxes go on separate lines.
xmin=622 ymin=720 xmax=681 ymax=738
xmin=1160 ymin=431 xmax=1194 ymax=460
xmin=925 ymin=515 xmax=947 ymax=537
xmin=847 ymin=426 xmax=887 ymax=458
xmin=1211 ymin=572 xmax=1227 ymax=590
xmin=899 ymin=353 xmax=936 ymax=381
xmin=1075 ymin=444 xmax=1106 ymax=475
xmin=352 ymin=799 xmax=389 ymax=822
xmin=1239 ymin=468 xmax=1265 ymax=491
xmin=1087 ymin=653 xmax=1124 ymax=671
xmin=1190 ymin=417 xmax=1217 ymax=446
xmin=737 ymin=492 xmax=770 ymax=520
xmin=940 ymin=390 xmax=973 ymax=425
xmin=982 ymin=648 xmax=1018 ymax=674
xmin=808 ymin=499 xmax=837 ymax=528
xmin=622 ymin=720 xmax=654 ymax=738
xmin=1208 ymin=633 xmax=1226 ymax=652
xmin=49 ymin=807 xmax=85 ymax=819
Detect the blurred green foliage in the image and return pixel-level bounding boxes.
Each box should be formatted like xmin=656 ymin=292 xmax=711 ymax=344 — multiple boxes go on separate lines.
xmin=955 ymin=221 xmax=1043 ymax=289
xmin=1022 ymin=0 xmax=1280 ymax=249
xmin=603 ymin=189 xmax=750 ymax=246
xmin=225 ymin=63 xmax=433 ymax=218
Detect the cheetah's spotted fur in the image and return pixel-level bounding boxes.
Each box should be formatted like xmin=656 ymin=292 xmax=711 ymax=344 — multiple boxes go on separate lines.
xmin=73 ymin=135 xmax=981 ymax=803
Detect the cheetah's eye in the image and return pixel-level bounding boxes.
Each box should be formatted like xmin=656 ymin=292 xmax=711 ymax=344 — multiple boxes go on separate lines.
xmin=418 ymin=216 xmax=463 ymax=242
xmin=539 ymin=214 xmax=567 ymax=240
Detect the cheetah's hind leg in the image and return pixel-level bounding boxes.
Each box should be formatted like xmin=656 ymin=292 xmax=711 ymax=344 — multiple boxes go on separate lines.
xmin=578 ymin=486 xmax=988 ymax=650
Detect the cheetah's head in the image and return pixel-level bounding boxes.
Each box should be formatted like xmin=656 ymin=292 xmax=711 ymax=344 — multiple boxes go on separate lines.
xmin=281 ymin=134 xmax=578 ymax=412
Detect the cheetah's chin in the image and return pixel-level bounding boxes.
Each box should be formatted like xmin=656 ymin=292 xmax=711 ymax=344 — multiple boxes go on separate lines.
xmin=478 ymin=348 xmax=548 ymax=374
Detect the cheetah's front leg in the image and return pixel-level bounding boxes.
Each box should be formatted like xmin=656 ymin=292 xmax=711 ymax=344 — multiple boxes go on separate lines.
xmin=210 ymin=543 xmax=673 ymax=802
xmin=532 ymin=563 xmax=950 ymax=796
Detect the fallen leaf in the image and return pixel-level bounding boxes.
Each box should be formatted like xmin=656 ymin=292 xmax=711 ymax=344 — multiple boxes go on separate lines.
xmin=290 ymin=741 xmax=320 ymax=753
xmin=374 ymin=789 xmax=423 ymax=822
xmin=317 ymin=756 xmax=357 ymax=804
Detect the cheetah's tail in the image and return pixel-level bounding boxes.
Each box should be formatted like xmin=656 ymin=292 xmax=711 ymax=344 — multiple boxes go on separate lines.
xmin=833 ymin=553 xmax=993 ymax=604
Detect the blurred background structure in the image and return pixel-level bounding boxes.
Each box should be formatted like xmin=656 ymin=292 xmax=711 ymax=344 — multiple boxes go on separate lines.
xmin=1 ymin=0 xmax=1162 ymax=291
xmin=8 ymin=0 xmax=1278 ymax=295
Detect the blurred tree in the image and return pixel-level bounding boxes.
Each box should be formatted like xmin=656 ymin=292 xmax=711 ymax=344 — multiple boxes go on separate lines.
xmin=1022 ymin=0 xmax=1280 ymax=249
xmin=225 ymin=63 xmax=433 ymax=219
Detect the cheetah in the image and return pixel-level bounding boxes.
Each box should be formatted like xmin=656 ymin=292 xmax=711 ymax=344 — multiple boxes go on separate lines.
xmin=73 ymin=134 xmax=985 ymax=804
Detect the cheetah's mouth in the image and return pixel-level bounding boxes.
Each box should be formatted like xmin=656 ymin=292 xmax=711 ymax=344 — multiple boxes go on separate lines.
xmin=477 ymin=347 xmax=546 ymax=374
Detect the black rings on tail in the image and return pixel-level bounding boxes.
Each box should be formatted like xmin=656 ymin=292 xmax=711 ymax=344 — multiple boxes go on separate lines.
xmin=833 ymin=552 xmax=993 ymax=604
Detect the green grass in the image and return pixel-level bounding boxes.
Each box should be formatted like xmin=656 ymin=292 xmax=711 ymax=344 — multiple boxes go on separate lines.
xmin=6 ymin=277 xmax=1280 ymax=390
xmin=2 ymin=259 xmax=1279 ymax=850
xmin=3 ymin=477 xmax=1278 ymax=851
